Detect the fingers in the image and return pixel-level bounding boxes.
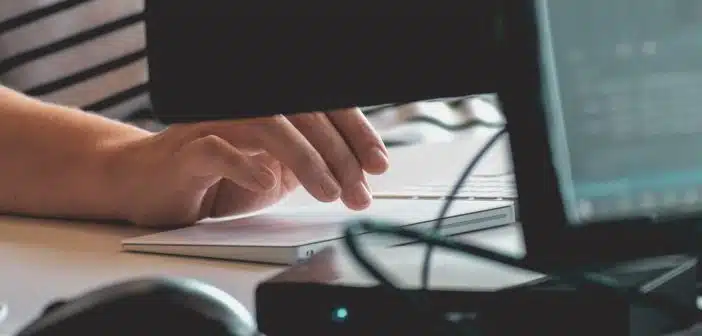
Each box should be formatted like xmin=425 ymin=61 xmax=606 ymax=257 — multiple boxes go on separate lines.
xmin=244 ymin=116 xmax=343 ymax=203
xmin=326 ymin=107 xmax=389 ymax=175
xmin=251 ymin=152 xmax=300 ymax=192
xmin=288 ymin=112 xmax=372 ymax=210
xmin=177 ymin=135 xmax=277 ymax=192
xmin=178 ymin=108 xmax=386 ymax=209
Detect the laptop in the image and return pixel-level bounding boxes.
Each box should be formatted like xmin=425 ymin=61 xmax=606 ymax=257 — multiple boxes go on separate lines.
xmin=122 ymin=198 xmax=514 ymax=265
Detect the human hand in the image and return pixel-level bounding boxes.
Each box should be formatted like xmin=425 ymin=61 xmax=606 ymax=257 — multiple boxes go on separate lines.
xmin=109 ymin=108 xmax=389 ymax=227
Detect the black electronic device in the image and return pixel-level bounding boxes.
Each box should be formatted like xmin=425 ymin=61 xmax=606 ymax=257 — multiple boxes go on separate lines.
xmin=15 ymin=277 xmax=259 ymax=336
xmin=256 ymin=241 xmax=698 ymax=336
xmin=499 ymin=0 xmax=702 ymax=268
xmin=143 ymin=1 xmax=501 ymax=123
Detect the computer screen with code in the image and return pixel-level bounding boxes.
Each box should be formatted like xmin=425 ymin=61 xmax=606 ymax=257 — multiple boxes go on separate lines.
xmin=537 ymin=0 xmax=702 ymax=224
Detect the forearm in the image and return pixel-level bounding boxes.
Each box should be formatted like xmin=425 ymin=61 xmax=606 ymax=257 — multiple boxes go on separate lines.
xmin=0 ymin=86 xmax=152 ymax=221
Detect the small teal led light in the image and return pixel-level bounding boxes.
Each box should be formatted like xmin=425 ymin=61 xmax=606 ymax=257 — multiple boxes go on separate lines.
xmin=331 ymin=307 xmax=349 ymax=322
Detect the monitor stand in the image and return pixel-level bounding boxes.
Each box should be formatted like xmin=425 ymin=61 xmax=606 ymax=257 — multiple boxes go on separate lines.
xmin=256 ymin=243 xmax=698 ymax=336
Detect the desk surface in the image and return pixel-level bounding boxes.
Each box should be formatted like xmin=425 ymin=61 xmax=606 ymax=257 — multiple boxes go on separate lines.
xmin=0 ymin=216 xmax=285 ymax=334
xmin=0 ymin=128 xmax=512 ymax=335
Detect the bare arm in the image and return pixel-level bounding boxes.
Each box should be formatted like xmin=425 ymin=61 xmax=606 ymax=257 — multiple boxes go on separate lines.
xmin=0 ymin=86 xmax=150 ymax=221
xmin=0 ymin=83 xmax=387 ymax=227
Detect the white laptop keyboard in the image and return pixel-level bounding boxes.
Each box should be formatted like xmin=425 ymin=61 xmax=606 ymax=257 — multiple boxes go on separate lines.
xmin=373 ymin=173 xmax=517 ymax=201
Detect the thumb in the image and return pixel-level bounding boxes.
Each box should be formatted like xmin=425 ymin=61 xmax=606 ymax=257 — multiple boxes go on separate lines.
xmin=176 ymin=135 xmax=277 ymax=192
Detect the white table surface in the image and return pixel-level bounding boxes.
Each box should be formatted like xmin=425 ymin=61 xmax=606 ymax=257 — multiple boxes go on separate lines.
xmin=0 ymin=215 xmax=287 ymax=334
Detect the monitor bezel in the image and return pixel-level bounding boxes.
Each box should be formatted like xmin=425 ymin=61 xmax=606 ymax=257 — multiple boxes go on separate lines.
xmin=498 ymin=1 xmax=700 ymax=270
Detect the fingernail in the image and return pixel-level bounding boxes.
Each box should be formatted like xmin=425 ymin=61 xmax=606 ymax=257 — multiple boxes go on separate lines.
xmin=321 ymin=173 xmax=341 ymax=199
xmin=351 ymin=181 xmax=372 ymax=207
xmin=253 ymin=166 xmax=277 ymax=190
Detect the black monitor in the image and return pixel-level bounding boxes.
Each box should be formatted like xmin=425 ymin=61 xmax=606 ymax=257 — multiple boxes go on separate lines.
xmin=500 ymin=0 xmax=702 ymax=268
xmin=143 ymin=1 xmax=501 ymax=122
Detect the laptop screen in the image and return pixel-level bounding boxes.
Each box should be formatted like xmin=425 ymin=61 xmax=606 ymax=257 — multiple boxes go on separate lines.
xmin=536 ymin=0 xmax=702 ymax=225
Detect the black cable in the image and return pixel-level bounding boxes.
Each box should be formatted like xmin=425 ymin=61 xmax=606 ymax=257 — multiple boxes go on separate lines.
xmin=403 ymin=117 xmax=504 ymax=131
xmin=341 ymin=126 xmax=507 ymax=335
xmin=342 ymin=124 xmax=700 ymax=333
xmin=421 ymin=127 xmax=508 ymax=288
xmin=342 ymin=223 xmax=483 ymax=336
xmin=344 ymin=220 xmax=702 ymax=329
